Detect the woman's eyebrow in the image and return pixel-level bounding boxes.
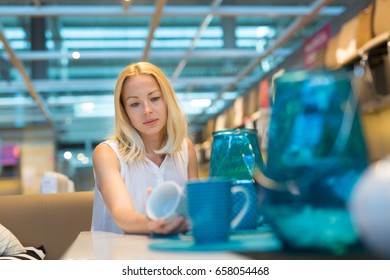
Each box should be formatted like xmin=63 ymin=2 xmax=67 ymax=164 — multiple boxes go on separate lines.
xmin=125 ymin=95 xmax=138 ymax=101
xmin=125 ymin=90 xmax=160 ymax=101
xmin=148 ymin=90 xmax=160 ymax=96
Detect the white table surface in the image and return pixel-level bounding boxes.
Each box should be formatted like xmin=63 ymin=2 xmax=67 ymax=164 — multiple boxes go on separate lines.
xmin=61 ymin=231 xmax=250 ymax=260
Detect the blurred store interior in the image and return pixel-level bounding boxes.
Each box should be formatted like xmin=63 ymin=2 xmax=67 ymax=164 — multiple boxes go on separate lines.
xmin=1 ymin=0 xmax=389 ymax=195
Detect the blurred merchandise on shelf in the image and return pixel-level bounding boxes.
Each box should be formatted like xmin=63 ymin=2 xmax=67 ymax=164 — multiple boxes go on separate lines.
xmin=40 ymin=171 xmax=75 ymax=194
xmin=0 ymin=143 xmax=20 ymax=173
xmin=254 ymin=108 xmax=271 ymax=156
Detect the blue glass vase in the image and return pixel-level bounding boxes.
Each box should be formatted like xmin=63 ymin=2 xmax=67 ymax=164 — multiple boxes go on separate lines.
xmin=258 ymin=69 xmax=369 ymax=254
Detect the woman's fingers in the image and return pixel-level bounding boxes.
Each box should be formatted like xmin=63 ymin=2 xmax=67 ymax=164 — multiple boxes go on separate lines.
xmin=159 ymin=216 xmax=184 ymax=235
xmin=176 ymin=219 xmax=189 ymax=234
xmin=168 ymin=217 xmax=189 ymax=235
xmin=149 ymin=216 xmax=187 ymax=235
xmin=148 ymin=218 xmax=165 ymax=233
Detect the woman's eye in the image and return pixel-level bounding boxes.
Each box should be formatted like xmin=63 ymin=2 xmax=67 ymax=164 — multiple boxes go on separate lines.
xmin=151 ymin=97 xmax=160 ymax=102
xmin=130 ymin=102 xmax=139 ymax=108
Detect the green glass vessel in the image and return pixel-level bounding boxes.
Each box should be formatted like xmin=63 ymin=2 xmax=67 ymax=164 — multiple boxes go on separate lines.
xmin=209 ymin=128 xmax=265 ymax=180
xmin=261 ymin=69 xmax=369 ymax=254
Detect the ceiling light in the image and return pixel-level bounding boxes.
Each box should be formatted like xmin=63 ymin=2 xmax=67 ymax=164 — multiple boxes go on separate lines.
xmin=4 ymin=28 xmax=25 ymax=39
xmin=62 ymin=39 xmax=223 ymax=49
xmin=80 ymin=102 xmax=95 ymax=112
xmin=190 ymin=99 xmax=212 ymax=107
xmin=256 ymin=26 xmax=276 ymax=38
xmin=0 ymin=41 xmax=29 ymax=50
xmin=72 ymin=51 xmax=81 ymax=59
xmin=256 ymin=40 xmax=267 ymax=53
xmin=60 ymin=27 xmax=221 ymax=39
xmin=77 ymin=153 xmax=85 ymax=161
xmin=63 ymin=151 xmax=72 ymax=160
xmin=236 ymin=26 xmax=275 ymax=38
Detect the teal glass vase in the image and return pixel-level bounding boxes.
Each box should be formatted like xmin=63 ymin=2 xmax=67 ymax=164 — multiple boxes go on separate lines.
xmin=259 ymin=69 xmax=369 ymax=254
xmin=209 ymin=128 xmax=265 ymax=180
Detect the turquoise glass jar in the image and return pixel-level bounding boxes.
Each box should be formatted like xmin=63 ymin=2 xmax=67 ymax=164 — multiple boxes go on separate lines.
xmin=259 ymin=69 xmax=369 ymax=254
xmin=209 ymin=128 xmax=264 ymax=180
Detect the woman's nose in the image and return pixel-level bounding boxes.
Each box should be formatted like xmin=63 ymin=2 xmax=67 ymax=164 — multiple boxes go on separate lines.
xmin=143 ymin=101 xmax=153 ymax=115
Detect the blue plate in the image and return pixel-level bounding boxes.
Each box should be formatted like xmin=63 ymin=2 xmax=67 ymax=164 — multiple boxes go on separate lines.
xmin=149 ymin=229 xmax=282 ymax=252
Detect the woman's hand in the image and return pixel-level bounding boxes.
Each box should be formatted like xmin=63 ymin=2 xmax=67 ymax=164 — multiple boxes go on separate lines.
xmin=148 ymin=216 xmax=189 ymax=235
xmin=145 ymin=186 xmax=189 ymax=235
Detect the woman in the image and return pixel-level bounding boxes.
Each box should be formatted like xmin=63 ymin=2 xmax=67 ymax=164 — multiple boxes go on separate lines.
xmin=91 ymin=62 xmax=199 ymax=235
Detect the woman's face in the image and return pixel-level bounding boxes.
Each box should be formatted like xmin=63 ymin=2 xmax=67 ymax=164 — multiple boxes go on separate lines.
xmin=121 ymin=74 xmax=167 ymax=139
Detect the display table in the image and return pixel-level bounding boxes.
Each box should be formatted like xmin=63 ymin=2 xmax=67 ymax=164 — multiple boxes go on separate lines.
xmin=62 ymin=230 xmax=374 ymax=260
xmin=61 ymin=231 xmax=252 ymax=260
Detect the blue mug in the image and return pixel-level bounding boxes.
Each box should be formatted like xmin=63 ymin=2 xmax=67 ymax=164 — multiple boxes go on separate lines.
xmin=186 ymin=179 xmax=250 ymax=244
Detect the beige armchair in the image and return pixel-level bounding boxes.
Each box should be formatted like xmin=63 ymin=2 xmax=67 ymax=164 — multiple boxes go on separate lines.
xmin=0 ymin=191 xmax=93 ymax=260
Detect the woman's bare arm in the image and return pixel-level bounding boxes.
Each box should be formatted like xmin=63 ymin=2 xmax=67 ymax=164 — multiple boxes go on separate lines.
xmin=93 ymin=143 xmax=186 ymax=234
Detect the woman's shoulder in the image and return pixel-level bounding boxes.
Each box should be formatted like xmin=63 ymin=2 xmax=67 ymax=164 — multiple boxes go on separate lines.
xmin=183 ymin=138 xmax=197 ymax=156
xmin=96 ymin=139 xmax=120 ymax=151
xmin=93 ymin=140 xmax=120 ymax=160
xmin=185 ymin=138 xmax=199 ymax=179
xmin=178 ymin=138 xmax=194 ymax=161
xmin=92 ymin=141 xmax=121 ymax=176
xmin=185 ymin=138 xmax=194 ymax=149
xmin=103 ymin=139 xmax=118 ymax=146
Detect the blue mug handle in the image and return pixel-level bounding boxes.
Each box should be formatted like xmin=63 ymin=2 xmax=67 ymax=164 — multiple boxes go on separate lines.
xmin=231 ymin=186 xmax=250 ymax=229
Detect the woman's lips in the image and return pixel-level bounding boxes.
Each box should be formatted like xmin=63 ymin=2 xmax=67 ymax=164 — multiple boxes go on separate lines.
xmin=143 ymin=118 xmax=158 ymax=125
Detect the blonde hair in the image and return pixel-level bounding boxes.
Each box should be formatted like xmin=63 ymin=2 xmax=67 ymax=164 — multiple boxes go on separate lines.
xmin=111 ymin=62 xmax=188 ymax=162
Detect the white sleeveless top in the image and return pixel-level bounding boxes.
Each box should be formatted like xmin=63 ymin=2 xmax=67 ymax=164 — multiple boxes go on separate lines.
xmin=91 ymin=139 xmax=189 ymax=233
